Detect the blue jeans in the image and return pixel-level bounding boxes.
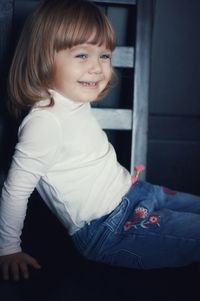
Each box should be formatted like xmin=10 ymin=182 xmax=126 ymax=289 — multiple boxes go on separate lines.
xmin=72 ymin=181 xmax=200 ymax=269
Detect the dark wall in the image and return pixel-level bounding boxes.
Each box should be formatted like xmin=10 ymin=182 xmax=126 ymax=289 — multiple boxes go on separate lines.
xmin=147 ymin=0 xmax=200 ymax=195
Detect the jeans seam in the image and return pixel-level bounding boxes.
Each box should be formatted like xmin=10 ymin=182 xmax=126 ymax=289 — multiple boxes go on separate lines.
xmin=83 ymin=225 xmax=111 ymax=258
xmin=124 ymin=230 xmax=200 ymax=243
xmin=109 ymin=248 xmax=144 ymax=269
xmin=104 ymin=199 xmax=129 ymax=233
xmin=72 ymin=231 xmax=87 ymax=254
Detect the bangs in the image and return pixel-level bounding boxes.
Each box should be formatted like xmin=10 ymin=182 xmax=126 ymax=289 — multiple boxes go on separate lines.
xmin=54 ymin=3 xmax=116 ymax=51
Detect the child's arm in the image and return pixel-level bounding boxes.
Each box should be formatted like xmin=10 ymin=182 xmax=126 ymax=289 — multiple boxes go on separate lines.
xmin=0 ymin=112 xmax=62 ymax=280
xmin=0 ymin=252 xmax=41 ymax=281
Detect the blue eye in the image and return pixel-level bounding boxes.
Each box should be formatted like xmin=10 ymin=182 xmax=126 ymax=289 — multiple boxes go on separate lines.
xmin=100 ymin=54 xmax=111 ymax=60
xmin=75 ymin=54 xmax=88 ymax=59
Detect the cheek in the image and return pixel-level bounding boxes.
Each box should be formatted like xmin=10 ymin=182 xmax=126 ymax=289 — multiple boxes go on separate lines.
xmin=108 ymin=68 xmax=115 ymax=84
xmin=105 ymin=66 xmax=112 ymax=81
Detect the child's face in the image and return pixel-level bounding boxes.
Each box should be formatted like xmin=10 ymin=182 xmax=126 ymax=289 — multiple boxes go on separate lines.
xmin=52 ymin=43 xmax=112 ymax=102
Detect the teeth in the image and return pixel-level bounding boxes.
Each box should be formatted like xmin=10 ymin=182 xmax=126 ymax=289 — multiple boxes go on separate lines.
xmin=79 ymin=81 xmax=97 ymax=87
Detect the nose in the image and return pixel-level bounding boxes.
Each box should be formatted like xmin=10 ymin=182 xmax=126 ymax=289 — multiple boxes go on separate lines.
xmin=88 ymin=58 xmax=102 ymax=74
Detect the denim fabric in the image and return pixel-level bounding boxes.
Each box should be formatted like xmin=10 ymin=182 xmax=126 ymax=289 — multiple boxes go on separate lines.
xmin=72 ymin=181 xmax=200 ymax=269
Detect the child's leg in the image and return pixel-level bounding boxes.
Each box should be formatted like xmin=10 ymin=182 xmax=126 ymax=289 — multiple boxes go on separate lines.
xmin=116 ymin=208 xmax=200 ymax=269
xmin=153 ymin=184 xmax=200 ymax=214
xmin=72 ymin=181 xmax=200 ymax=269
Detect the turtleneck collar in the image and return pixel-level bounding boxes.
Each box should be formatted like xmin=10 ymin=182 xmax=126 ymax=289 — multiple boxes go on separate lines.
xmin=34 ymin=89 xmax=87 ymax=109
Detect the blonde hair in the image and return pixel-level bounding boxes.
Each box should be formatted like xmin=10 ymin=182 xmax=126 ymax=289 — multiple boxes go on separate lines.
xmin=8 ymin=0 xmax=116 ymax=118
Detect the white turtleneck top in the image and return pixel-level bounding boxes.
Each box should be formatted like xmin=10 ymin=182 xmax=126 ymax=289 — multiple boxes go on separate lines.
xmin=0 ymin=90 xmax=131 ymax=255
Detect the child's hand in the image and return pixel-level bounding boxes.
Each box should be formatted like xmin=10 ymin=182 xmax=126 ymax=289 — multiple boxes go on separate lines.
xmin=0 ymin=252 xmax=41 ymax=281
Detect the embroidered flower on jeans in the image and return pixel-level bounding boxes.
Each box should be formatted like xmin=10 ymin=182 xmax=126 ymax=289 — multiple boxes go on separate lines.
xmin=124 ymin=206 xmax=148 ymax=231
xmin=134 ymin=207 xmax=148 ymax=219
xmin=124 ymin=207 xmax=161 ymax=231
xmin=124 ymin=221 xmax=133 ymax=231
xmin=148 ymin=215 xmax=160 ymax=225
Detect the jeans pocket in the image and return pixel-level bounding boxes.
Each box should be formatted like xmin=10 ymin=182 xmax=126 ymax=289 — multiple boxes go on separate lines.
xmin=102 ymin=249 xmax=144 ymax=269
xmin=105 ymin=197 xmax=130 ymax=233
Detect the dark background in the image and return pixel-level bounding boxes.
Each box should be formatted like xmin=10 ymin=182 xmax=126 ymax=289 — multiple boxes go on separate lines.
xmin=148 ymin=0 xmax=200 ymax=195
xmin=0 ymin=0 xmax=200 ymax=300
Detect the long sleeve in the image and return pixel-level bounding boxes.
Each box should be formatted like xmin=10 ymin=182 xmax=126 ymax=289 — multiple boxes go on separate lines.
xmin=0 ymin=111 xmax=62 ymax=255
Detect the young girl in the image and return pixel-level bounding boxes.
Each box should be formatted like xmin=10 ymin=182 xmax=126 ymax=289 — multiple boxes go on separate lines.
xmin=0 ymin=0 xmax=200 ymax=281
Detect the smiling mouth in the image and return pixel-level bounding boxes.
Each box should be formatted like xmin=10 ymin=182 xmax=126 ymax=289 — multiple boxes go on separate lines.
xmin=78 ymin=81 xmax=98 ymax=88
